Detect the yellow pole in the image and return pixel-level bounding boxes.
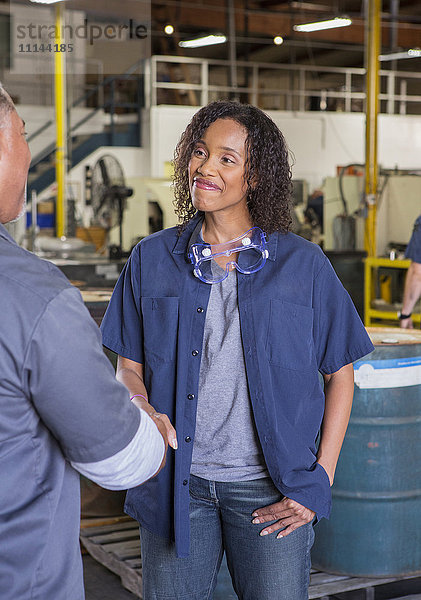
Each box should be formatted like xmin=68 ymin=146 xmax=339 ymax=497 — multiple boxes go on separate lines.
xmin=364 ymin=0 xmax=381 ymax=257
xmin=54 ymin=2 xmax=67 ymax=238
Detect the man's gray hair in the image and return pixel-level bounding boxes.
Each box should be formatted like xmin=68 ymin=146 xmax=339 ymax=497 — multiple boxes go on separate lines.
xmin=0 ymin=83 xmax=15 ymax=129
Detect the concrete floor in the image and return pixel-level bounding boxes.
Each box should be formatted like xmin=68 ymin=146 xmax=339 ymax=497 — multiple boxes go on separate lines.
xmin=83 ymin=555 xmax=137 ymax=600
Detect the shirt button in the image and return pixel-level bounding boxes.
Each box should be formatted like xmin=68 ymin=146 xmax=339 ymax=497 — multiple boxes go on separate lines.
xmin=185 ymin=436 xmax=192 ymax=443
xmin=192 ymin=350 xmax=199 ymax=356
xmin=183 ymin=479 xmax=188 ymax=486
xmin=187 ymin=394 xmax=195 ymax=400
xmin=197 ymin=307 xmax=204 ymax=313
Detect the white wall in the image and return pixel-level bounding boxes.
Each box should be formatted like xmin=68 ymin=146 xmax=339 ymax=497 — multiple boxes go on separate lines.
xmin=149 ymin=106 xmax=421 ymax=193
xmin=150 ymin=105 xmax=197 ymax=178
xmin=38 ymin=145 xmax=150 ymax=207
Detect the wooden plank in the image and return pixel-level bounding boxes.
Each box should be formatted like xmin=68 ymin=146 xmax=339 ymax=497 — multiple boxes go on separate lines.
xmin=125 ymin=559 xmax=142 ymax=569
xmin=309 ymin=574 xmax=418 ymax=599
xmin=80 ymin=515 xmax=132 ymax=529
xmin=87 ymin=529 xmax=140 ymax=545
xmin=80 ymin=521 xmax=138 ymax=538
xmin=99 ymin=539 xmax=140 ymax=554
xmin=81 ymin=522 xmax=421 ymax=600
xmin=310 ymin=571 xmax=350 ymax=585
xmin=390 ymin=595 xmax=421 ymax=600
xmin=80 ymin=534 xmax=142 ymax=598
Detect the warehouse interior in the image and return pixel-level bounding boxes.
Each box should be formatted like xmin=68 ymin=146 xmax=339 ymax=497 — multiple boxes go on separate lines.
xmin=1 ymin=0 xmax=421 ymax=597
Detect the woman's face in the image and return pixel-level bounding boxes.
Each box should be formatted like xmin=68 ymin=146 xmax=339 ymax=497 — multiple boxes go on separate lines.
xmin=188 ymin=118 xmax=249 ymax=217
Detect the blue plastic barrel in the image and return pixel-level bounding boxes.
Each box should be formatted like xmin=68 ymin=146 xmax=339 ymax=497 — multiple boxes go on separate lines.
xmin=312 ymin=327 xmax=421 ymax=576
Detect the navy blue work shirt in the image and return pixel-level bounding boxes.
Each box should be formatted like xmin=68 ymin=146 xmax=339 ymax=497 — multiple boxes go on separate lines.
xmin=405 ymin=215 xmax=421 ymax=263
xmin=101 ymin=213 xmax=374 ymax=558
xmin=0 ymin=224 xmax=140 ymax=599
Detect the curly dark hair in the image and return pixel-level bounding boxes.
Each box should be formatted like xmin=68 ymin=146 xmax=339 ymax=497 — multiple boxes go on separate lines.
xmin=173 ymin=100 xmax=293 ymax=233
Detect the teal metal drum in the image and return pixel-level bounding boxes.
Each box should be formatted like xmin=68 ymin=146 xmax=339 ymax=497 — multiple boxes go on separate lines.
xmin=312 ymin=327 xmax=421 ymax=576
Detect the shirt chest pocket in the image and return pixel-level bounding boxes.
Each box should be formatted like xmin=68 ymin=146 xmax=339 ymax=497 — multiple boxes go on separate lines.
xmin=141 ymin=297 xmax=179 ymax=364
xmin=266 ymin=299 xmax=315 ymax=371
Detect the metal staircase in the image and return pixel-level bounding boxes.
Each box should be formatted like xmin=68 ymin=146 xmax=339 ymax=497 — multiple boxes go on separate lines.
xmin=28 ymin=59 xmax=145 ymax=196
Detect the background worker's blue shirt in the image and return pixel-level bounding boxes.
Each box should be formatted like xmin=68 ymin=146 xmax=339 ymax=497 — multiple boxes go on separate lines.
xmin=405 ymin=215 xmax=421 ymax=263
xmin=0 ymin=224 xmax=140 ymax=599
xmin=101 ymin=214 xmax=374 ymax=558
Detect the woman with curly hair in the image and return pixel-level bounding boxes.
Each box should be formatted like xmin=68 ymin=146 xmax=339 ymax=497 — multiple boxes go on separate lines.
xmin=101 ymin=101 xmax=373 ymax=600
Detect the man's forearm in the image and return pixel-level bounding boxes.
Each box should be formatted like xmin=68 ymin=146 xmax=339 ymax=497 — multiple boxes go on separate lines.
xmin=71 ymin=409 xmax=165 ymax=489
xmin=402 ymin=261 xmax=421 ymax=315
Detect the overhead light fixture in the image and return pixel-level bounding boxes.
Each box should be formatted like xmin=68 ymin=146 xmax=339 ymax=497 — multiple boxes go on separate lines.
xmin=179 ymin=34 xmax=227 ymax=49
xmin=164 ymin=24 xmax=174 ymax=35
xmin=379 ymin=48 xmax=421 ymax=61
xmin=293 ymin=17 xmax=352 ymax=32
xmin=290 ymin=2 xmax=331 ymax=10
xmin=29 ymin=0 xmax=66 ymax=3
xmin=273 ymin=36 xmax=284 ymax=46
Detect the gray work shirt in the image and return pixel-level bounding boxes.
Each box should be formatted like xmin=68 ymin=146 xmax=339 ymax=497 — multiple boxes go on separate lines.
xmin=0 ymin=224 xmax=140 ymax=599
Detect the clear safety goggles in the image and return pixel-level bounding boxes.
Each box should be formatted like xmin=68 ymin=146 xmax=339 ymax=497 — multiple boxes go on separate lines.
xmin=188 ymin=227 xmax=269 ymax=284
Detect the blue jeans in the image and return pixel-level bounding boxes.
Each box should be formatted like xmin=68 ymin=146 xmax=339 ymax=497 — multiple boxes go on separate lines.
xmin=140 ymin=475 xmax=314 ymax=600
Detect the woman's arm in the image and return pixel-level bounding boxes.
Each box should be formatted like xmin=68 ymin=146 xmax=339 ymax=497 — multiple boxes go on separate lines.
xmin=116 ymin=355 xmax=148 ymax=398
xmin=251 ymin=362 xmax=354 ymax=538
xmin=317 ymin=362 xmax=354 ymax=485
xmin=117 ymin=355 xmax=178 ymax=452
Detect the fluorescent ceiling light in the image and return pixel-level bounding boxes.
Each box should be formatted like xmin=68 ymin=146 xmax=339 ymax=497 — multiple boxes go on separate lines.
xmin=179 ymin=34 xmax=227 ymax=49
xmin=379 ymin=48 xmax=421 ymax=61
xmin=30 ymin=0 xmax=66 ymax=3
xmin=293 ymin=17 xmax=352 ymax=32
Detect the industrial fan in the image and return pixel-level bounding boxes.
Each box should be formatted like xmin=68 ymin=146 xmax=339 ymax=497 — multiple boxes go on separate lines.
xmin=90 ymin=154 xmax=133 ymax=256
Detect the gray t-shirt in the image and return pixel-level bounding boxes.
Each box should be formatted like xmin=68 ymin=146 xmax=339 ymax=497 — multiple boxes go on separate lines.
xmin=191 ymin=267 xmax=268 ymax=481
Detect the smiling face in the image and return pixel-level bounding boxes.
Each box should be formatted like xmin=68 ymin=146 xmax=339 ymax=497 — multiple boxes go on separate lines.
xmin=188 ymin=118 xmax=250 ymax=220
xmin=0 ymin=107 xmax=31 ymax=224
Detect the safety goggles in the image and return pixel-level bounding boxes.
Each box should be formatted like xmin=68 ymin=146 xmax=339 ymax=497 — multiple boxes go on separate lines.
xmin=188 ymin=227 xmax=269 ymax=284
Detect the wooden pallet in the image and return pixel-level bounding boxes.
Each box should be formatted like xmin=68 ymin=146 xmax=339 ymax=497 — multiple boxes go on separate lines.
xmin=80 ymin=520 xmax=420 ymax=599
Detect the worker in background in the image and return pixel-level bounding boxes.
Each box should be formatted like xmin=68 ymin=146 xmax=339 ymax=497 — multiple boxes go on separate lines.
xmin=0 ymin=84 xmax=177 ymax=600
xmin=400 ymin=215 xmax=421 ymax=328
xmin=306 ymin=188 xmax=324 ymax=232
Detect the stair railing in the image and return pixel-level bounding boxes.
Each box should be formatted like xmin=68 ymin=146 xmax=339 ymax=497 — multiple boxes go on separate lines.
xmin=29 ymin=58 xmax=145 ymax=171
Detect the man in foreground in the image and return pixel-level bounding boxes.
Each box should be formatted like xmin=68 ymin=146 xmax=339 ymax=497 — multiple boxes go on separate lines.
xmin=0 ymin=84 xmax=176 ymax=599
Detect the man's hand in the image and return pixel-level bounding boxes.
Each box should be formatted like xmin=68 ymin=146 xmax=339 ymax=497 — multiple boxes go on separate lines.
xmin=116 ymin=356 xmax=178 ymax=451
xmin=132 ymin=395 xmax=178 ymax=450
xmin=252 ymin=497 xmax=315 ymax=539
